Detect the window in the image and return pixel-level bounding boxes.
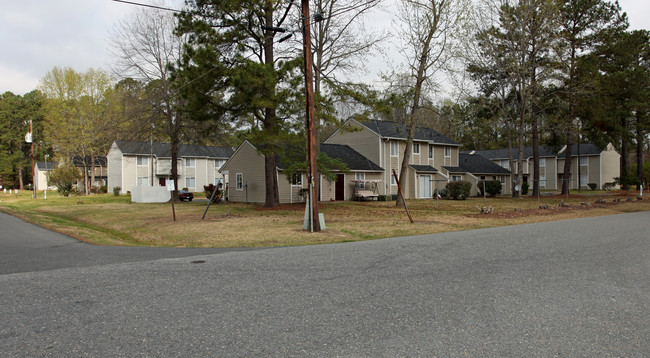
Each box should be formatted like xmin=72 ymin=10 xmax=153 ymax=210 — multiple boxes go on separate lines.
xmin=137 ymin=176 xmax=149 ymax=186
xmin=539 ymin=158 xmax=546 ymax=167
xmin=391 ymin=173 xmax=397 ymax=185
xmin=428 ymin=145 xmax=434 ymax=159
xmin=291 ymin=173 xmax=302 ymax=186
xmin=452 ymin=175 xmax=462 ymax=182
xmin=215 ymin=159 xmax=226 ymax=167
xmin=539 ymin=175 xmax=546 ymax=189
xmin=186 ymin=158 xmax=195 ymax=168
xmin=579 ymin=157 xmax=588 ymax=166
xmin=444 ymin=146 xmax=451 ymax=157
xmin=500 ymin=160 xmax=510 ymax=169
xmin=355 ymin=173 xmax=365 ymax=189
xmin=413 ymin=143 xmax=420 ymax=154
xmin=137 ymin=156 xmax=148 ymax=166
xmin=390 ymin=141 xmax=399 ymax=156
xmin=185 ymin=177 xmax=196 ymax=189
xmin=236 ymin=173 xmax=244 ymax=190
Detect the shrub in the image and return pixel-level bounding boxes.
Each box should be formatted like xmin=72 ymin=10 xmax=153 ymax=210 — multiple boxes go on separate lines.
xmin=522 ymin=182 xmax=529 ymax=195
xmin=614 ymin=171 xmax=639 ymax=190
xmin=603 ymin=182 xmax=615 ymax=191
xmin=113 ymin=186 xmax=121 ymax=196
xmin=588 ymin=183 xmax=597 ymax=191
xmin=47 ymin=161 xmax=82 ymax=197
xmin=446 ymin=180 xmax=472 ymax=200
xmin=478 ymin=180 xmax=502 ymax=197
xmin=203 ymin=184 xmax=223 ymax=203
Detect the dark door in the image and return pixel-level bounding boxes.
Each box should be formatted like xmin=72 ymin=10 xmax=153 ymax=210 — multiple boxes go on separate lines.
xmin=335 ymin=174 xmax=345 ymax=201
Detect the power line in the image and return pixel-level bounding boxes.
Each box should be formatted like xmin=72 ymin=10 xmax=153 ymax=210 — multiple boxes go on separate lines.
xmin=110 ymin=0 xmax=181 ymax=13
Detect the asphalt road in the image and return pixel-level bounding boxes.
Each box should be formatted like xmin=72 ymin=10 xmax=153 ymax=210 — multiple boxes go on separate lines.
xmin=1 ymin=211 xmax=649 ymax=357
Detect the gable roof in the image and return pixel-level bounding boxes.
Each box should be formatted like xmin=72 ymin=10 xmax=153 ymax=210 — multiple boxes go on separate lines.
xmin=473 ymin=145 xmax=559 ymax=160
xmin=35 ymin=161 xmax=57 ymax=171
xmin=319 ymin=144 xmax=383 ymax=172
xmin=358 ymin=119 xmax=460 ymax=146
xmin=112 ymin=140 xmax=234 ymax=159
xmin=458 ymin=153 xmax=511 ymax=175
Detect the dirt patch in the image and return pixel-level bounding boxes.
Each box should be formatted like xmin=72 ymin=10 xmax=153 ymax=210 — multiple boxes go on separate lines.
xmin=467 ymin=197 xmax=636 ymax=219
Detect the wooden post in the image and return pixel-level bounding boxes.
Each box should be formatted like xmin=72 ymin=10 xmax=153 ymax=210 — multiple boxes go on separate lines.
xmin=302 ymin=0 xmax=320 ymax=231
xmin=392 ymin=169 xmax=414 ymax=223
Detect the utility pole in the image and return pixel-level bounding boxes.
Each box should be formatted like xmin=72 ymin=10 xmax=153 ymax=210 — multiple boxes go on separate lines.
xmin=25 ymin=120 xmax=35 ymax=199
xmin=302 ymin=0 xmax=320 ymax=231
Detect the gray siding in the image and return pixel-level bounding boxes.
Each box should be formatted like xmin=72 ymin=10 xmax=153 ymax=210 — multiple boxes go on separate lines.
xmin=326 ymin=121 xmax=380 ymax=165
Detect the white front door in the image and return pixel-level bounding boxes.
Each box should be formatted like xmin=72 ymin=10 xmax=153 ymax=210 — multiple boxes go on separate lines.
xmin=419 ymin=175 xmax=432 ymax=198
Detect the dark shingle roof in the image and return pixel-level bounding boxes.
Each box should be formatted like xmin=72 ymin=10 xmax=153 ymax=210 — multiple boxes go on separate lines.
xmin=557 ymin=143 xmax=603 ymax=158
xmin=359 ymin=120 xmax=460 ymax=146
xmin=442 ymin=166 xmax=466 ymax=173
xmin=72 ymin=156 xmax=107 ymax=166
xmin=113 ymin=140 xmax=234 ymax=159
xmin=457 ymin=153 xmax=511 ymax=175
xmin=473 ymin=145 xmax=558 ymax=160
xmin=409 ymin=165 xmax=438 ymax=173
xmin=36 ymin=161 xmax=57 ymax=170
xmin=319 ymin=144 xmax=383 ymax=171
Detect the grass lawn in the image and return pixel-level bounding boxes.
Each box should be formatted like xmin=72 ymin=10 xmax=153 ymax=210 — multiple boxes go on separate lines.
xmin=1 ymin=189 xmax=648 ymax=248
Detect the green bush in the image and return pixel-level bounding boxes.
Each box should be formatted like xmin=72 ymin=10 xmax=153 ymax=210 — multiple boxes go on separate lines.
xmin=588 ymin=183 xmax=597 ymax=191
xmin=446 ymin=180 xmax=472 ymax=200
xmin=478 ymin=180 xmax=502 ymax=197
xmin=113 ymin=186 xmax=121 ymax=196
xmin=614 ymin=171 xmax=639 ymax=190
xmin=522 ymin=182 xmax=529 ymax=195
xmin=47 ymin=161 xmax=82 ymax=197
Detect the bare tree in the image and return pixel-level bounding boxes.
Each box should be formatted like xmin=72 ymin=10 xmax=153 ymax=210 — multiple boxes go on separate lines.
xmin=394 ymin=0 xmax=468 ymax=207
xmin=109 ymin=0 xmax=186 ymax=199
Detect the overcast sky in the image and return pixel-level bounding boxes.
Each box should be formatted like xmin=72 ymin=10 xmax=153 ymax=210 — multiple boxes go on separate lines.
xmin=0 ymin=0 xmax=648 ymax=96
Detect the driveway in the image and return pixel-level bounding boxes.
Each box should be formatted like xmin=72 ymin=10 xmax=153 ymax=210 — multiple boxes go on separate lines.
xmin=1 ymin=211 xmax=649 ymax=356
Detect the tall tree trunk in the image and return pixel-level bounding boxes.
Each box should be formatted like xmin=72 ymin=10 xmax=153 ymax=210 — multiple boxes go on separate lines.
xmin=263 ymin=6 xmax=280 ymax=208
xmin=636 ymin=111 xmax=645 ymax=189
xmin=620 ymin=115 xmax=630 ymax=190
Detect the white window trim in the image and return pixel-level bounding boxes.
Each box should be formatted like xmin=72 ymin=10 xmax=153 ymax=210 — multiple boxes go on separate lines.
xmin=291 ymin=173 xmax=303 ymax=186
xmin=413 ymin=142 xmax=420 ymax=154
xmin=236 ymin=173 xmax=244 ymax=190
xmin=186 ymin=158 xmax=196 ymax=168
xmin=428 ymin=145 xmax=434 ymax=160
xmin=390 ymin=141 xmax=399 ymax=157
xmin=355 ymin=173 xmax=365 ymax=189
xmin=444 ymin=147 xmax=451 ymax=158
xmin=185 ymin=177 xmax=196 ymax=189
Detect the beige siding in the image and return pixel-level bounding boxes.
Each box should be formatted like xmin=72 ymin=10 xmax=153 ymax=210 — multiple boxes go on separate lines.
xmin=320 ymin=175 xmax=336 ymax=202
xmin=222 ymin=142 xmax=267 ymax=204
xmin=349 ymin=172 xmax=383 ymax=201
xmin=278 ymin=173 xmax=308 ymax=204
xmin=600 ymin=143 xmax=620 ymax=188
xmin=107 ymin=142 xmax=123 ymax=192
xmin=326 ymin=121 xmax=380 ymax=165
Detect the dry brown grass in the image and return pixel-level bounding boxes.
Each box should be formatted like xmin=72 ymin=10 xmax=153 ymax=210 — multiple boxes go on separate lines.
xmin=1 ymin=190 xmax=648 ymax=247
